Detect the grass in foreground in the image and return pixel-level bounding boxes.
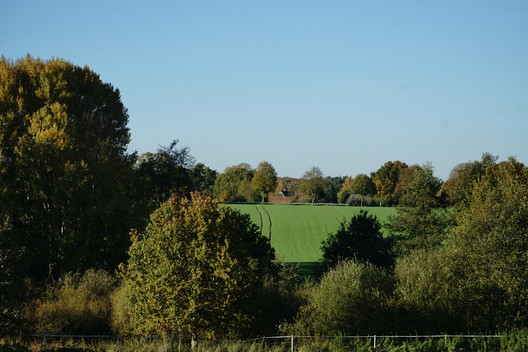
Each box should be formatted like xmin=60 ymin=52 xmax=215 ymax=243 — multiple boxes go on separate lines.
xmin=5 ymin=331 xmax=528 ymax=351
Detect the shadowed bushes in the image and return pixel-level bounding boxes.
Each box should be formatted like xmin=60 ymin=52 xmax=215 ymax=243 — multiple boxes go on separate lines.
xmin=285 ymin=260 xmax=395 ymax=336
xmin=24 ymin=269 xmax=118 ymax=335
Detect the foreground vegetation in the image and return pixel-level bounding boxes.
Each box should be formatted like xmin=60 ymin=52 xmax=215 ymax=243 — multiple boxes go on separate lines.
xmin=3 ymin=331 xmax=528 ymax=351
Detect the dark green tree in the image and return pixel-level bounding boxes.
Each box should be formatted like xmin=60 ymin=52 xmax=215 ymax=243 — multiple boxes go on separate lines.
xmin=323 ymin=176 xmax=346 ymax=203
xmin=251 ymin=161 xmax=278 ymax=204
xmin=286 ymin=260 xmax=394 ymax=335
xmin=300 ymin=166 xmax=329 ymax=205
xmin=0 ymin=55 xmax=133 ymax=281
xmin=213 ymin=163 xmax=255 ymax=202
xmin=394 ymin=165 xmax=421 ymax=199
xmin=189 ymin=162 xmax=218 ymax=195
xmin=321 ymin=210 xmax=393 ymax=270
xmin=394 ymin=248 xmax=459 ymax=333
xmin=441 ymin=152 xmax=498 ymax=207
xmin=371 ymin=161 xmax=408 ymax=202
xmin=389 ymin=163 xmax=450 ymax=251
xmin=446 ymin=158 xmax=528 ymax=331
xmin=122 ymin=193 xmax=279 ymax=339
xmin=0 ymin=227 xmax=24 ymax=335
xmin=133 ymin=140 xmax=195 ymax=217
xmin=350 ymin=174 xmax=376 ymax=206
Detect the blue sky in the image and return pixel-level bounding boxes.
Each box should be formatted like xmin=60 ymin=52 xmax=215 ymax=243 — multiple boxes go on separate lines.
xmin=2 ymin=1 xmax=527 ymax=180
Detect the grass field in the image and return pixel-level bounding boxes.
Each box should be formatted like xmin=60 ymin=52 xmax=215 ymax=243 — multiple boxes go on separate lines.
xmin=226 ymin=203 xmax=396 ymax=264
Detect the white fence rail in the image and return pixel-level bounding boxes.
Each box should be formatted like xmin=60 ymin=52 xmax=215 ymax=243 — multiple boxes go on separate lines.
xmin=22 ymin=333 xmax=504 ymax=351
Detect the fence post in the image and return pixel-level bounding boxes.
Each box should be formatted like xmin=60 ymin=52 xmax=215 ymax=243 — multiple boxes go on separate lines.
xmin=117 ymin=335 xmax=120 ymax=352
xmin=291 ymin=335 xmax=294 ymax=352
xmin=374 ymin=335 xmax=377 ymax=349
xmin=43 ymin=334 xmax=47 ymax=348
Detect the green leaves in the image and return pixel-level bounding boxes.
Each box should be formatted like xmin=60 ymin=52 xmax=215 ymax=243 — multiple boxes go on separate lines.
xmin=251 ymin=161 xmax=278 ymax=204
xmin=447 ymin=160 xmax=528 ymax=330
xmin=321 ymin=210 xmax=393 ymax=270
xmin=288 ymin=260 xmax=394 ymax=335
xmin=122 ymin=194 xmax=277 ymax=339
xmin=300 ymin=166 xmax=329 ymax=205
xmin=0 ymin=55 xmax=134 ymax=282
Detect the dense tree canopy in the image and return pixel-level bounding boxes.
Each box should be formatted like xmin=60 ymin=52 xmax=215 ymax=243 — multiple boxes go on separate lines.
xmin=371 ymin=161 xmax=408 ymax=202
xmin=214 ymin=163 xmax=255 ymax=202
xmin=441 ymin=152 xmax=498 ymax=207
xmin=251 ymin=161 xmax=278 ymax=204
xmin=447 ymin=158 xmax=528 ymax=331
xmin=300 ymin=166 xmax=329 ymax=205
xmin=323 ymin=176 xmax=346 ymax=204
xmin=189 ymin=162 xmax=218 ymax=195
xmin=389 ymin=163 xmax=449 ymax=251
xmin=392 ymin=158 xmax=528 ymax=333
xmin=288 ymin=260 xmax=394 ymax=335
xmin=122 ymin=194 xmax=278 ymax=339
xmin=133 ymin=140 xmax=195 ymax=219
xmin=347 ymin=174 xmax=376 ymax=206
xmin=0 ymin=55 xmax=133 ymax=282
xmin=321 ymin=210 xmax=393 ymax=270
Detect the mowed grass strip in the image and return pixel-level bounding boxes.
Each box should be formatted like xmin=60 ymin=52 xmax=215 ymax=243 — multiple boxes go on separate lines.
xmin=227 ymin=204 xmax=396 ymax=263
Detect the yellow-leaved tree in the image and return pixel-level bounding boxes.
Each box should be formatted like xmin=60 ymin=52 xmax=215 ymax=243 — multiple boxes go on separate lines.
xmin=121 ymin=193 xmax=282 ymax=339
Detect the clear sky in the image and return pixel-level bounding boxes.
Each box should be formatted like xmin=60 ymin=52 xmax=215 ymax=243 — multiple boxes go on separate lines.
xmin=2 ymin=1 xmax=527 ymax=180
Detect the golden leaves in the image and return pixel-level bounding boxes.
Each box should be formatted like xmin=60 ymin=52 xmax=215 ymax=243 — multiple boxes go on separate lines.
xmin=28 ymin=103 xmax=71 ymax=150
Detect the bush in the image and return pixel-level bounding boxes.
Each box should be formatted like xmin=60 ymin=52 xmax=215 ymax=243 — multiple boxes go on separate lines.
xmin=285 ymin=260 xmax=394 ymax=335
xmin=122 ymin=193 xmax=279 ymax=339
xmin=26 ymin=269 xmax=118 ymax=334
xmin=321 ymin=210 xmax=394 ymax=271
xmin=110 ymin=281 xmax=133 ymax=335
xmin=393 ymin=249 xmax=459 ymax=333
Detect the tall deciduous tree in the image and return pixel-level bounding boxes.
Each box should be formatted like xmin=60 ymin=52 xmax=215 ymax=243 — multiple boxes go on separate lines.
xmin=189 ymin=162 xmax=218 ymax=195
xmin=0 ymin=55 xmax=133 ymax=281
xmin=371 ymin=161 xmax=408 ymax=202
xmin=214 ymin=163 xmax=255 ymax=202
xmin=441 ymin=152 xmax=498 ymax=207
xmin=122 ymin=194 xmax=277 ymax=339
xmin=337 ymin=176 xmax=354 ymax=204
xmin=447 ymin=158 xmax=528 ymax=331
xmin=389 ymin=163 xmax=449 ymax=251
xmin=323 ymin=176 xmax=346 ymax=204
xmin=300 ymin=166 xmax=329 ymax=205
xmin=133 ymin=140 xmax=195 ymax=217
xmin=251 ymin=161 xmax=278 ymax=204
xmin=350 ymin=174 xmax=376 ymax=207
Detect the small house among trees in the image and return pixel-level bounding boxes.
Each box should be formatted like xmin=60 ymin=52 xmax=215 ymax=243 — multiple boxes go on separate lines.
xmin=268 ymin=189 xmax=295 ymax=203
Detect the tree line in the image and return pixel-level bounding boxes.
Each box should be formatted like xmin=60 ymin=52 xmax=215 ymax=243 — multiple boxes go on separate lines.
xmin=1 ymin=56 xmax=527 ymax=343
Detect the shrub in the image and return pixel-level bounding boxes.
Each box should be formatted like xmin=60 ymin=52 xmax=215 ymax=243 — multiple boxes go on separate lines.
xmin=121 ymin=193 xmax=279 ymax=339
xmin=27 ymin=269 xmax=117 ymax=334
xmin=286 ymin=260 xmax=394 ymax=335
xmin=321 ymin=210 xmax=394 ymax=271
xmin=393 ymin=249 xmax=459 ymax=333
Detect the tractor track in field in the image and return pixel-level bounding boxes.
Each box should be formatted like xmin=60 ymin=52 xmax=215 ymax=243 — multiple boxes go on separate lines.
xmin=254 ymin=205 xmax=264 ymax=235
xmin=260 ymin=205 xmax=273 ymax=243
xmin=328 ymin=209 xmax=350 ymax=225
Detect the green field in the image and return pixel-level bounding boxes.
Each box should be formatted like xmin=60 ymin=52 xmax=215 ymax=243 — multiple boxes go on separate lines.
xmin=226 ymin=203 xmax=396 ymax=264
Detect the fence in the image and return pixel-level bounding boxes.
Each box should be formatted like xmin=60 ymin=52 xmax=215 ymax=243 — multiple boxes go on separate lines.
xmin=20 ymin=333 xmax=504 ymax=351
